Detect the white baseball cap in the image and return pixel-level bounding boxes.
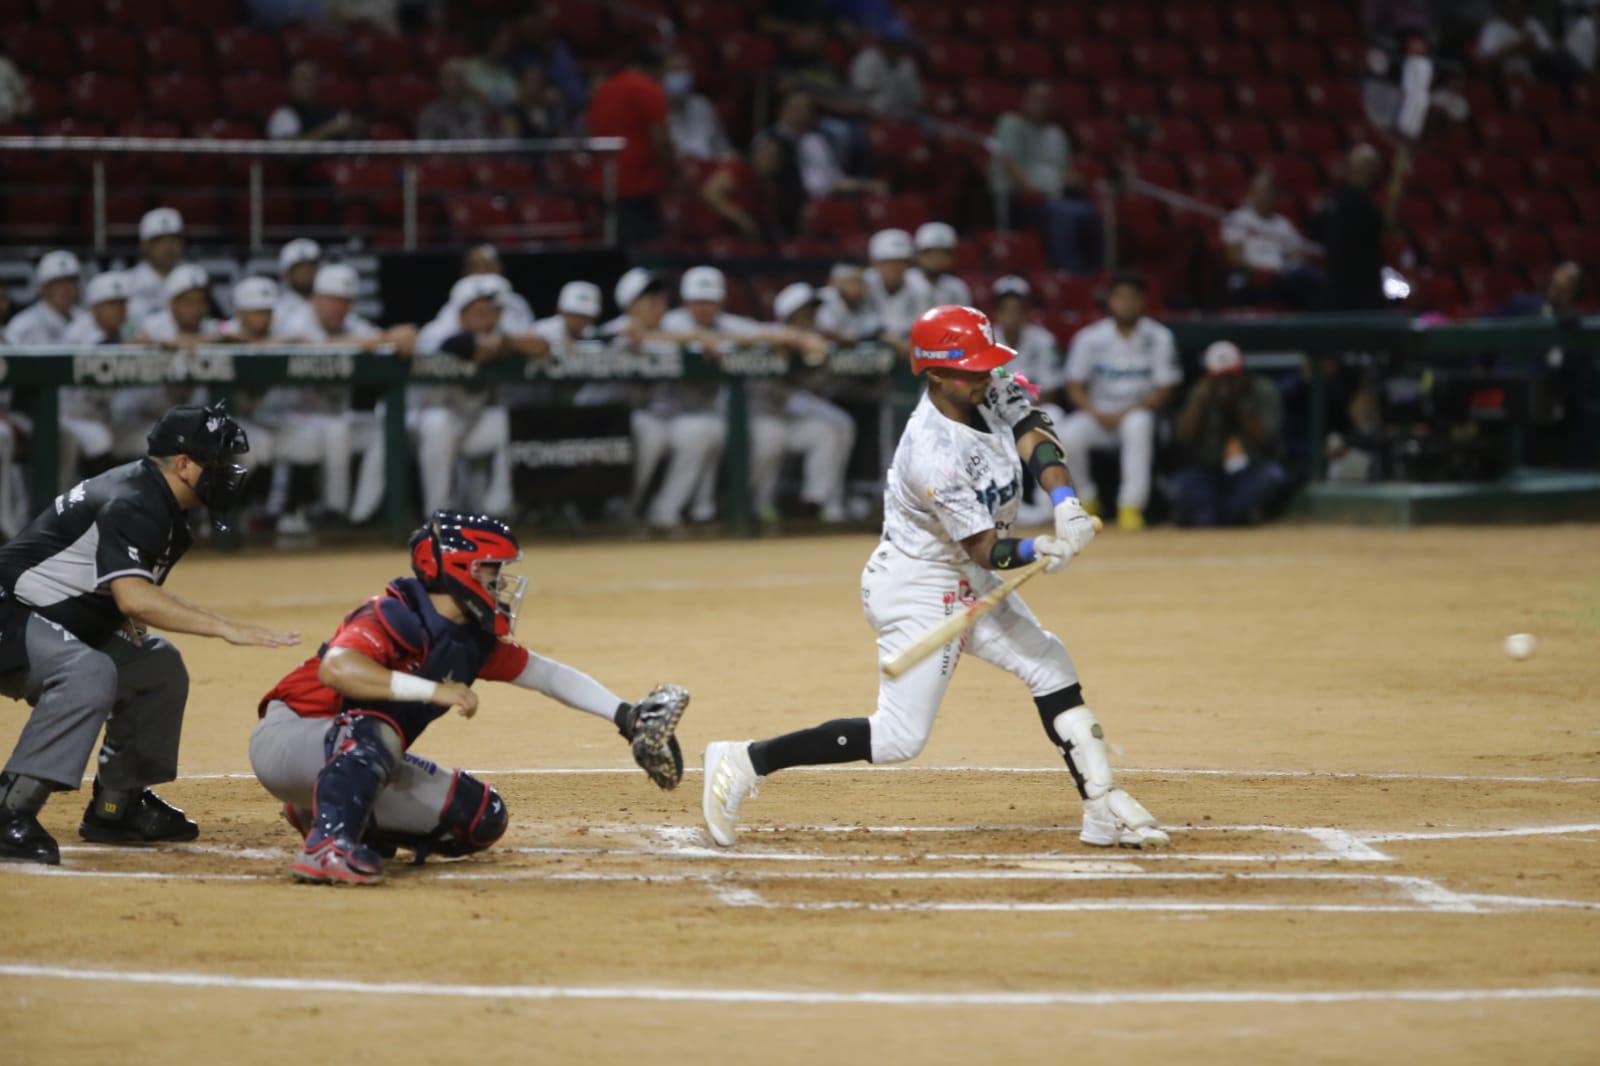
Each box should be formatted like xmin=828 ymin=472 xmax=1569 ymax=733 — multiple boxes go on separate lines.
xmin=233 ymin=275 xmax=279 ymax=313
xmin=914 ymin=221 xmax=957 ymax=251
xmin=992 ymin=274 xmax=1031 ymax=299
xmin=828 ymin=262 xmax=864 ymax=282
xmin=450 ymin=272 xmax=508 ymax=309
xmin=139 ymin=207 xmax=183 ymax=241
xmin=163 ymin=263 xmax=209 ymax=300
xmin=557 ymin=280 xmax=601 ymax=318
xmin=773 ymin=282 xmax=818 ymax=323
xmin=85 ymin=271 xmax=131 ymax=305
xmin=1203 ymin=340 xmax=1245 ymax=376
xmin=314 ymin=263 xmax=360 ymax=299
xmin=869 ymin=228 xmax=913 ymax=262
xmin=278 ymin=238 xmax=322 ymax=272
xmin=614 ymin=267 xmax=660 ymax=310
xmin=680 ymin=265 xmax=726 ymax=303
xmin=35 ymin=249 xmax=82 ymax=287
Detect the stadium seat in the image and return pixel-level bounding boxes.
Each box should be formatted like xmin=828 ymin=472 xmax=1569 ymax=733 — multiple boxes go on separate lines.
xmin=1161 ymin=5 xmax=1222 ymax=40
xmin=2 ymin=191 xmax=77 ymax=241
xmin=1303 ymin=81 xmax=1364 ymax=118
xmin=1211 ymin=117 xmax=1274 ymax=154
xmin=1504 ymin=189 xmax=1577 ymax=227
xmin=1416 ymin=228 xmax=1486 ymax=268
xmin=1411 ymin=270 xmax=1464 ymax=314
xmin=350 ymin=31 xmax=417 ymax=75
xmin=1483 ymin=227 xmax=1554 ymax=270
xmin=1099 ymin=81 xmax=1161 ymax=117
xmin=146 ymin=27 xmax=211 ymax=75
xmin=1526 ymin=153 xmax=1591 ymax=188
xmin=165 ymin=191 xmax=221 ymax=233
xmin=414 ymin=159 xmax=469 ymax=191
xmin=147 ymin=74 xmax=217 ymax=126
xmin=1070 ymin=117 xmax=1123 ymax=156
xmin=328 ymin=159 xmax=398 ymax=194
xmin=1230 ymin=4 xmax=1289 ymax=38
xmin=1477 ymin=115 xmax=1543 ymax=154
xmin=1406 ymin=154 xmax=1460 ymax=188
xmin=468 ymin=159 xmax=540 ymax=190
xmin=993 ymin=40 xmax=1054 ymax=81
xmin=1276 ymin=116 xmax=1343 ymax=155
xmin=679 ymin=0 xmax=746 ymax=34
xmin=1051 ymin=83 xmax=1095 ymax=119
xmin=1027 ymin=7 xmax=1089 ymax=37
xmin=215 ymin=29 xmax=284 ymax=76
xmin=280 ymin=27 xmax=348 ymax=71
xmin=1029 ymin=271 xmax=1102 ymax=313
xmin=194 ymin=117 xmax=260 ymax=141
xmin=1094 ymin=6 xmax=1155 ymax=39
xmin=221 ymin=75 xmax=287 ymax=121
xmin=174 ymin=0 xmax=241 ymax=30
xmin=1459 ymin=267 xmax=1523 ymax=310
xmin=414 ymin=31 xmax=469 ymax=68
xmin=10 ymin=25 xmax=72 ymax=79
xmin=1459 ymin=154 xmax=1527 ymax=188
xmin=960 ymin=7 xmax=1018 ymax=39
xmin=1539 ymin=114 xmax=1599 ymax=150
xmin=1166 ymin=80 xmax=1227 ymax=119
xmin=1267 ymin=154 xmax=1320 ymax=197
xmin=104 ymin=0 xmax=170 ymax=27
xmin=1262 ymin=41 xmax=1328 ymax=79
xmin=1183 ymin=153 xmax=1248 ymax=199
xmin=69 ymin=74 xmax=140 ymax=125
xmin=1503 ymin=78 xmax=1564 ymax=115
xmin=1194 ymin=42 xmax=1260 ymax=80
xmin=1293 ymin=3 xmax=1362 ymax=40
xmin=924 ymin=39 xmax=987 ymax=80
xmin=1153 ymin=116 xmax=1209 ymax=154
xmin=368 ymin=75 xmax=435 ymax=124
xmin=802 ymin=197 xmax=864 ymax=240
xmin=318 ymin=76 xmax=366 ymax=113
xmin=1550 ymin=225 xmax=1600 ymax=264
xmin=446 ymin=194 xmax=514 ymax=240
xmin=863 ymin=193 xmax=932 ymax=233
xmin=33 ymin=0 xmax=98 ymax=23
xmin=961 ymin=80 xmax=1023 ymax=121
xmin=1233 ymin=79 xmax=1299 ymax=120
xmin=719 ymin=35 xmax=777 ymax=76
xmin=902 ymin=6 xmax=955 ymax=38
xmin=1397 ymin=192 xmax=1440 ymax=231
xmin=1127 ymin=40 xmax=1193 ymax=80
xmin=1436 ymin=189 xmax=1507 ymax=228
xmin=1060 ymin=41 xmax=1125 ymax=80
xmin=77 ymin=28 xmax=144 ymax=77
xmin=983 ymin=230 xmax=1046 ymax=274
xmin=515 ymin=195 xmax=584 ymax=239
xmin=1129 ymin=153 xmax=1181 ymax=188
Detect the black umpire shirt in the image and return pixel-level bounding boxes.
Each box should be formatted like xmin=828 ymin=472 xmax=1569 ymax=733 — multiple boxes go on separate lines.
xmin=0 ymin=459 xmax=191 ymax=647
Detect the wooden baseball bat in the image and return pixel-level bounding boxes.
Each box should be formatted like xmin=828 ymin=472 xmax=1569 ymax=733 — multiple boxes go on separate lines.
xmin=881 ymin=517 xmax=1101 ymax=679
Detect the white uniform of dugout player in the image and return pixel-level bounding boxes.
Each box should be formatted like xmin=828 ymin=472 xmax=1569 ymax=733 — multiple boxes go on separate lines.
xmin=864 ymin=229 xmax=933 ymax=353
xmin=907 ymin=222 xmax=974 ymax=307
xmin=1058 ymin=271 xmax=1180 ymax=532
xmin=759 ymin=283 xmax=856 ymax=521
xmin=704 ymin=305 xmax=1168 ymax=849
xmin=124 ymin=207 xmax=186 ymax=326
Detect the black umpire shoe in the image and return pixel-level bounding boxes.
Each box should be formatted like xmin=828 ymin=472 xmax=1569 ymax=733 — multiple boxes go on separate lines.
xmin=79 ymin=787 xmax=199 ymax=845
xmin=0 ymin=809 xmax=60 ymax=865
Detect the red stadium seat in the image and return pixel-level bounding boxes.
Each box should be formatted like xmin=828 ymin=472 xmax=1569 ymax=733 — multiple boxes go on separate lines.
xmin=862 ymin=193 xmax=932 ymax=233
xmin=1166 ymin=80 xmax=1227 ymax=119
xmin=1436 ymin=189 xmax=1506 ymax=228
xmin=1051 ymin=83 xmax=1095 ymax=119
xmin=2 ymin=191 xmax=77 ymax=241
xmin=415 ymin=160 xmax=469 ymax=190
xmin=1262 ymin=41 xmax=1328 ymax=79
xmin=11 ymin=26 xmax=75 ymax=79
xmin=1526 ymin=153 xmax=1592 ymax=188
xmin=215 ymin=29 xmax=284 ymax=76
xmin=1483 ymin=227 xmax=1554 ymax=270
xmin=468 ymin=158 xmax=540 ymax=190
xmin=166 ymin=191 xmax=221 ymax=232
xmin=1267 ymin=154 xmax=1320 ymax=197
xmin=69 ymin=74 xmax=140 ymax=124
xmin=147 ymin=74 xmax=217 ymax=126
xmin=1153 ymin=116 xmax=1209 ymax=154
xmin=1027 ymin=7 xmax=1089 ymax=38
xmin=1417 ymin=226 xmax=1487 ymax=268
xmin=1293 ymin=3 xmax=1361 ymax=40
xmin=902 ymin=6 xmax=955 ymax=38
xmin=104 ymin=0 xmax=170 ymax=27
xmin=960 ymin=7 xmax=1018 ymax=38
xmin=77 ymin=28 xmax=144 ymax=78
xmin=1070 ymin=117 xmax=1122 ymax=156
xmin=1194 ymin=42 xmax=1260 ymax=79
xmin=1099 ymin=81 xmax=1161 ymax=117
xmin=1411 ymin=270 xmax=1464 ymax=314
xmin=1276 ymin=116 xmax=1342 ymax=155
xmin=116 ymin=118 xmax=181 ymax=140
xmin=446 ymin=194 xmax=514 ymax=240
xmin=679 ymin=0 xmax=746 ymax=33
xmin=1550 ymin=225 xmax=1600 ymax=264
xmin=221 ymin=75 xmax=287 ymax=121
xmin=1212 ymin=117 xmax=1274 ymax=154
xmin=369 ymin=75 xmax=436 ymax=124
xmin=961 ymin=80 xmax=1023 ymax=121
xmin=174 ymin=0 xmax=241 ymax=30
xmin=866 ymin=119 xmax=925 ymax=163
xmin=350 ymin=31 xmax=417 ymax=75
xmin=415 ymin=31 xmax=470 ymax=68
xmin=516 ymin=194 xmax=585 ymax=240
xmin=546 ymin=0 xmax=607 ymax=49
xmin=281 ymin=28 xmax=348 ymax=72
xmin=1094 ymin=5 xmax=1154 ymax=38
xmin=318 ymin=76 xmax=366 ymax=113
xmin=924 ymin=39 xmax=987 ymax=80
xmin=1233 ymin=79 xmax=1298 ymax=119
xmin=1397 ymin=192 xmax=1440 ymax=231
xmin=802 ymin=197 xmax=865 ymax=240
xmin=328 ymin=159 xmax=398 ymax=194
xmin=1459 ymin=154 xmax=1527 ymax=188
xmin=1459 ymin=268 xmax=1523 ymax=310
xmin=1542 ymin=114 xmax=1600 ymax=149
xmin=34 ymin=0 xmax=98 ymax=22
xmin=983 ymin=230 xmax=1046 ymax=274
xmin=194 ymin=117 xmax=259 ymax=141
xmin=145 ymin=28 xmax=211 ymax=75
xmin=1230 ymin=4 xmax=1289 ymax=38
xmin=1060 ymin=41 xmax=1125 ymax=80
xmin=1182 ymin=153 xmax=1248 ymax=198
xmin=1503 ymin=78 xmax=1564 ymax=115
xmin=1406 ymin=154 xmax=1460 ymax=188
xmin=993 ymin=40 xmax=1055 ymax=81
xmin=1129 ymin=153 xmax=1180 ymax=188
xmin=1029 ymin=271 xmax=1102 ymax=313
xmin=1477 ymin=115 xmax=1543 ymax=154
xmin=1303 ymin=81 xmax=1364 ymax=118
xmin=720 ymin=35 xmax=777 ymax=76
xmin=1127 ymin=40 xmax=1193 ymax=80
xmin=1504 ymin=189 xmax=1576 ymax=227
xmin=1568 ymin=189 xmax=1600 ymax=226
xmin=1161 ymin=5 xmax=1222 ymax=39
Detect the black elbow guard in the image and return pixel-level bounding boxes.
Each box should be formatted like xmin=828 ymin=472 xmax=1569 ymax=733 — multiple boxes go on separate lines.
xmin=1011 ymin=408 xmax=1058 ymax=443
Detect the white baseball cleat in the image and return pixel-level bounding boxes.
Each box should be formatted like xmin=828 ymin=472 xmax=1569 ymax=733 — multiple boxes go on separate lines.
xmin=1080 ymin=788 xmax=1170 ymax=849
xmin=702 ymin=740 xmax=759 ymax=847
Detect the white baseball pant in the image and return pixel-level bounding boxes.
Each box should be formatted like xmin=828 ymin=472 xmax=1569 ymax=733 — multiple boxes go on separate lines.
xmin=264 ymin=412 xmax=369 ymax=515
xmin=631 ymin=410 xmax=724 ymax=527
xmin=860 ymin=542 xmax=1079 ymax=764
xmin=750 ymin=391 xmax=856 ymax=517
xmin=1058 ymin=407 xmax=1156 ymax=510
xmin=351 ymin=403 xmax=513 ymax=522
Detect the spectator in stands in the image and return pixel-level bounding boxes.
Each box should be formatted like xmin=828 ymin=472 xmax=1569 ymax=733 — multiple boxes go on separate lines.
xmin=3 ymin=251 xmax=84 ymax=344
xmin=665 ymin=51 xmax=731 ymax=161
xmin=464 ymin=23 xmax=519 ymax=110
xmin=990 ymin=82 xmax=1100 ymax=276
xmin=1320 ymin=143 xmax=1410 ymax=311
xmin=698 ymin=157 xmax=765 ymax=241
xmin=267 ymin=61 xmax=358 ymax=142
xmin=864 ymin=228 xmax=932 ymax=350
xmin=760 ymin=282 xmax=857 ymax=522
xmin=1059 ymin=271 xmax=1181 ymax=532
xmin=499 ymin=65 xmax=568 ymax=139
xmin=849 ymin=28 xmax=922 ymax=121
xmin=1475 ymin=0 xmax=1578 ymax=80
xmin=1171 ymin=341 xmax=1288 ymax=528
xmin=774 ymin=19 xmax=867 ymax=121
xmin=509 ymin=10 xmax=586 ymax=112
xmin=460 ymin=244 xmax=535 ymax=332
xmin=418 ymin=59 xmax=490 ymax=141
xmin=908 ymin=222 xmax=972 ymax=306
xmin=1222 ymin=171 xmax=1327 ymax=310
xmin=1500 ymin=260 xmax=1584 ymax=319
xmin=276 ymin=238 xmax=321 ymax=325
xmin=815 ymin=262 xmax=881 ymax=341
xmin=138 ymin=264 xmax=219 ymax=343
xmin=125 ymin=208 xmax=185 ymax=325
xmin=1496 ymin=262 xmax=1595 ymax=467
xmin=587 ymin=44 xmax=675 ymax=246
xmin=0 ymin=53 xmax=34 ymax=125
xmin=63 ymin=271 xmax=131 ymax=346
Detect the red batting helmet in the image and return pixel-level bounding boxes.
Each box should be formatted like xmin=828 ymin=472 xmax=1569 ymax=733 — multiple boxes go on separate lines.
xmin=409 ymin=511 xmax=526 ymax=636
xmin=909 ymin=305 xmax=1016 ymax=375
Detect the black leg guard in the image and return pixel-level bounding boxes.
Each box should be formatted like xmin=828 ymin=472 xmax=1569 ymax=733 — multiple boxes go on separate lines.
xmin=1034 ymin=684 xmax=1090 ymax=798
xmin=309 ymin=714 xmax=400 ymax=845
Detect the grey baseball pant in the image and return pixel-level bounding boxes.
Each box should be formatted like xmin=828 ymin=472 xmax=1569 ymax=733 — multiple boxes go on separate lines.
xmin=3 ymin=613 xmax=190 ymax=791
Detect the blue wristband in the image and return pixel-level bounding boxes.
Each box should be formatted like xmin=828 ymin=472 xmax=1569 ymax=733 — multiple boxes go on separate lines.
xmin=1050 ymin=485 xmax=1077 ymax=505
xmin=1018 ymin=537 xmax=1036 ymax=563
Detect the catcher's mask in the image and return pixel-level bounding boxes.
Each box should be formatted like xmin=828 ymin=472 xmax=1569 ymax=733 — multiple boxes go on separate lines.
xmin=146 ymin=400 xmax=251 ymax=527
xmin=409 ymin=511 xmax=525 ymax=636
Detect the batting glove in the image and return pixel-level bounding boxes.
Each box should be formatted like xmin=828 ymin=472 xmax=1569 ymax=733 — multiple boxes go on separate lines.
xmin=1031 ymin=534 xmax=1074 ymax=574
xmin=1053 ymin=493 xmax=1097 ymax=556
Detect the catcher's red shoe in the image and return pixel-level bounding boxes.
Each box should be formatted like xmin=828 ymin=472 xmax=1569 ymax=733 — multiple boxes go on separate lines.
xmin=290 ymin=834 xmax=384 ymax=886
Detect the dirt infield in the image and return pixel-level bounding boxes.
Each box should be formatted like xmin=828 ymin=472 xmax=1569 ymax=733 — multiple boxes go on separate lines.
xmin=3 ymin=526 xmax=1598 ymax=1063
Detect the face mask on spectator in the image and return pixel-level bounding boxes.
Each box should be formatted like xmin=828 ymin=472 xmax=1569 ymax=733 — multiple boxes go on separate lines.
xmin=664 ymin=71 xmax=693 ymax=97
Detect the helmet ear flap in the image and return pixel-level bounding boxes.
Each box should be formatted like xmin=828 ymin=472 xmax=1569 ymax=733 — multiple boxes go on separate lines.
xmin=409 ymin=520 xmax=445 ymax=587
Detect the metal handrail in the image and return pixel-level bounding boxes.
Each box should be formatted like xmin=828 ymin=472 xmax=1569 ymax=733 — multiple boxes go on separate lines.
xmin=1 ymin=136 xmax=626 ymax=252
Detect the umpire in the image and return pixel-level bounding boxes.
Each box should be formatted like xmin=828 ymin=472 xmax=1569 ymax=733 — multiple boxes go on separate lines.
xmin=0 ymin=402 xmax=300 ymax=864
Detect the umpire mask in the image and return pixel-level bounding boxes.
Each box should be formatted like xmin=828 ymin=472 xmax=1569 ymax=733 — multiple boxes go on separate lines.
xmin=147 ymin=401 xmax=252 ymax=524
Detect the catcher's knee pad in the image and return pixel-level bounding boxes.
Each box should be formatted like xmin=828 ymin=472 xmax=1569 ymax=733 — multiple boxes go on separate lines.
xmin=429 ymin=771 xmax=508 ymax=857
xmin=311 ymin=715 xmax=401 ymax=839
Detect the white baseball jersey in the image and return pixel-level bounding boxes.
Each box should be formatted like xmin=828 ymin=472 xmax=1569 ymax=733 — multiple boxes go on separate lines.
xmin=864 ymin=269 xmax=933 ymax=342
xmin=273 ymin=302 xmax=379 ymax=342
xmin=815 ymin=286 xmax=881 ymax=341
xmin=124 ymin=261 xmax=173 ymax=326
xmin=908 ymin=268 xmax=972 ymax=308
xmin=530 ymin=313 xmax=595 ymax=355
xmin=3 ymin=301 xmax=85 ymax=344
xmin=1000 ymin=321 xmax=1064 ymax=392
xmin=657 ymin=307 xmax=762 ymax=415
xmin=1063 ymin=317 xmax=1181 ymax=413
xmin=61 ymin=315 xmax=118 ymax=346
xmin=273 ymin=288 xmax=311 ymax=327
xmin=138 ymin=309 xmax=221 ymax=341
xmin=881 ymin=392 xmax=1022 ymax=571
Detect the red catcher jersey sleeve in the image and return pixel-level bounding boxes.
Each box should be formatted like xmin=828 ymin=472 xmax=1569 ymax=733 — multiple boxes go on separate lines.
xmin=326 ymin=607 xmax=409 ymax=669
xmin=478 ymin=639 xmax=531 ymax=683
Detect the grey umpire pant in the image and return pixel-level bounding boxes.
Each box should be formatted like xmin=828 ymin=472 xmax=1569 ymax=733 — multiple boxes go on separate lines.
xmin=3 ymin=613 xmax=190 ymax=791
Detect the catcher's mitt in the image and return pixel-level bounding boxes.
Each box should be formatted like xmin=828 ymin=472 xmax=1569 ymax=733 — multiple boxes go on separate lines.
xmin=616 ymin=684 xmax=689 ymax=790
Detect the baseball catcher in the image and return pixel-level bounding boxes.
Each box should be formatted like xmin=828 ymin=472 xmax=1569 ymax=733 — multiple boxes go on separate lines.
xmin=250 ymin=510 xmax=688 ymax=885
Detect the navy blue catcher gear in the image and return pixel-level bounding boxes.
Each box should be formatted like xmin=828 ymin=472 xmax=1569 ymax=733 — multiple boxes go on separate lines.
xmin=368 ymin=770 xmax=508 ymax=861
xmin=307 ymin=713 xmax=401 ymax=848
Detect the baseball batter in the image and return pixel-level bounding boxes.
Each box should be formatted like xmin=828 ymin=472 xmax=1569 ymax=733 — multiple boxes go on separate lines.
xmin=703 ymin=305 xmax=1168 ymax=849
xmin=249 ymin=511 xmax=689 ymax=884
